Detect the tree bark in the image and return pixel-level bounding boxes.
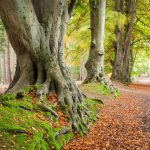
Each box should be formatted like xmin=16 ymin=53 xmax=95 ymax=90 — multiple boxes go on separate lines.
xmin=111 ymin=0 xmax=138 ymax=83
xmin=0 ymin=0 xmax=88 ymax=130
xmin=84 ymin=0 xmax=116 ymax=93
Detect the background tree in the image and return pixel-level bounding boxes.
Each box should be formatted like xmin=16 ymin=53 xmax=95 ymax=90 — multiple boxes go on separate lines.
xmin=5 ymin=35 xmax=12 ymax=83
xmin=111 ymin=0 xmax=138 ymax=82
xmin=0 ymin=21 xmax=13 ymax=83
xmin=84 ymin=0 xmax=116 ymax=92
xmin=131 ymin=0 xmax=150 ymax=78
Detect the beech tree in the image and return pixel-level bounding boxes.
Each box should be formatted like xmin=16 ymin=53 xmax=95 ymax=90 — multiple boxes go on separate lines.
xmin=111 ymin=0 xmax=138 ymax=82
xmin=84 ymin=0 xmax=115 ymax=92
xmin=0 ymin=0 xmax=89 ymax=130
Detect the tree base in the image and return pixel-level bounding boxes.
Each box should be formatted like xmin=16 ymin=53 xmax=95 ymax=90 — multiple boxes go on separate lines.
xmin=6 ymin=80 xmax=91 ymax=132
xmin=83 ymin=74 xmax=117 ymax=95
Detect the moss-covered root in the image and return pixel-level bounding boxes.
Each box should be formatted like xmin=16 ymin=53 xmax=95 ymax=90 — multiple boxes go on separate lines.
xmin=0 ymin=90 xmax=103 ymax=150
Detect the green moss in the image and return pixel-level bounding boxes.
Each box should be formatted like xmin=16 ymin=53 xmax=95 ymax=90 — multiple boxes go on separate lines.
xmin=81 ymin=82 xmax=111 ymax=96
xmin=2 ymin=99 xmax=33 ymax=110
xmin=0 ymin=93 xmax=16 ymax=101
xmin=23 ymin=84 xmax=42 ymax=94
xmin=113 ymin=89 xmax=120 ymax=97
xmin=54 ymin=132 xmax=74 ymax=150
xmin=85 ymin=97 xmax=103 ymax=123
xmin=22 ymin=133 xmax=47 ymax=150
xmin=0 ymin=85 xmax=103 ymax=150
xmin=0 ymin=132 xmax=12 ymax=142
xmin=0 ymin=94 xmax=75 ymax=150
xmin=0 ymin=107 xmax=24 ymax=131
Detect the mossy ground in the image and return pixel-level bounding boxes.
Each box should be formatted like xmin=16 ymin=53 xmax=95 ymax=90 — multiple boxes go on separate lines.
xmin=0 ymin=87 xmax=103 ymax=150
xmin=80 ymin=82 xmax=120 ymax=97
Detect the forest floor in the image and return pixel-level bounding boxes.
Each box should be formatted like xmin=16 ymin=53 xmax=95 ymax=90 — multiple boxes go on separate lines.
xmin=63 ymin=82 xmax=150 ymax=150
xmin=0 ymin=82 xmax=150 ymax=150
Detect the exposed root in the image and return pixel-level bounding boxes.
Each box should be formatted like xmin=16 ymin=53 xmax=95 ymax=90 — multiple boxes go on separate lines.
xmin=19 ymin=106 xmax=32 ymax=111
xmin=36 ymin=63 xmax=46 ymax=84
xmin=91 ymin=98 xmax=104 ymax=104
xmin=55 ymin=127 xmax=71 ymax=138
xmin=39 ymin=103 xmax=59 ymax=118
xmin=36 ymin=79 xmax=51 ymax=99
xmin=6 ymin=71 xmax=92 ymax=134
xmin=84 ymin=73 xmax=117 ymax=95
xmin=9 ymin=129 xmax=27 ymax=134
xmin=5 ymin=81 xmax=94 ymax=134
xmin=6 ymin=73 xmax=33 ymax=93
xmin=100 ymin=75 xmax=117 ymax=93
xmin=59 ymin=86 xmax=90 ymax=132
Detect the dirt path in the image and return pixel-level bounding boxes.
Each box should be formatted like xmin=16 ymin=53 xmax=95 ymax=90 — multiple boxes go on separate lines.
xmin=63 ymin=83 xmax=150 ymax=150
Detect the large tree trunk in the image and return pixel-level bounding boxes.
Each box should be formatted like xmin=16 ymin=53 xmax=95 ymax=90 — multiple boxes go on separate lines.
xmin=0 ymin=0 xmax=88 ymax=130
xmin=111 ymin=0 xmax=138 ymax=83
xmin=84 ymin=0 xmax=116 ymax=92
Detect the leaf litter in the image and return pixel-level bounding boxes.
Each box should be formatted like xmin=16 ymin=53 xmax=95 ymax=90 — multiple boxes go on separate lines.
xmin=63 ymin=83 xmax=150 ymax=150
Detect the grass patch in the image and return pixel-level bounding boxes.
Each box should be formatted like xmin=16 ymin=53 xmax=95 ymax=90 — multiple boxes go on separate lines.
xmin=80 ymin=82 xmax=111 ymax=95
xmin=80 ymin=82 xmax=120 ymax=97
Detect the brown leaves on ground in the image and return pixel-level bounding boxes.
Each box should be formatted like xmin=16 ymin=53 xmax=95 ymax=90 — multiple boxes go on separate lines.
xmin=63 ymin=83 xmax=150 ymax=150
xmin=52 ymin=111 xmax=70 ymax=128
xmin=27 ymin=91 xmax=39 ymax=104
xmin=48 ymin=92 xmax=58 ymax=103
xmin=35 ymin=113 xmax=50 ymax=122
xmin=28 ymin=91 xmax=70 ymax=128
xmin=28 ymin=91 xmax=36 ymax=98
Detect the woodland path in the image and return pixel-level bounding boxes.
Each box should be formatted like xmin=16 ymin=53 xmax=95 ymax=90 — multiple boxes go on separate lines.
xmin=63 ymin=83 xmax=150 ymax=150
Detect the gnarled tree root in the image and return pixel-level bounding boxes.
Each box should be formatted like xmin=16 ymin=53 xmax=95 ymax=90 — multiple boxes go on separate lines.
xmin=39 ymin=103 xmax=59 ymax=118
xmin=7 ymin=80 xmax=91 ymax=133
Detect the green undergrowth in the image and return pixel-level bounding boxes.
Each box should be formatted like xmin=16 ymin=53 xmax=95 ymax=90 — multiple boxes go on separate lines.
xmin=0 ymin=88 xmax=103 ymax=150
xmin=80 ymin=82 xmax=120 ymax=97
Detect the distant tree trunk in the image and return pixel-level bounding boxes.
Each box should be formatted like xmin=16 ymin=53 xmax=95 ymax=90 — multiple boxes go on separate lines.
xmin=111 ymin=0 xmax=124 ymax=81
xmin=84 ymin=0 xmax=116 ymax=92
xmin=6 ymin=36 xmax=12 ymax=83
xmin=111 ymin=0 xmax=138 ymax=82
xmin=2 ymin=50 xmax=6 ymax=83
xmin=0 ymin=51 xmax=4 ymax=82
xmin=0 ymin=0 xmax=89 ymax=130
xmin=79 ymin=60 xmax=86 ymax=81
